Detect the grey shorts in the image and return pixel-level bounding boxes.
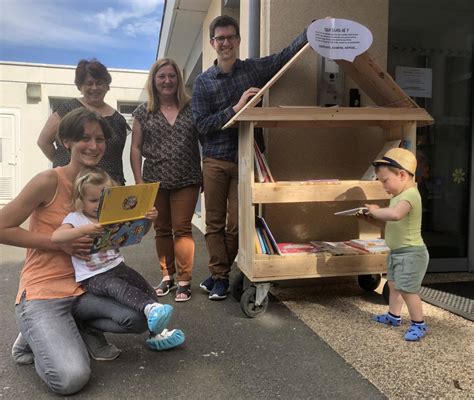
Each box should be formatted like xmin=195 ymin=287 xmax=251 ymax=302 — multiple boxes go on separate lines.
xmin=387 ymin=246 xmax=429 ymax=293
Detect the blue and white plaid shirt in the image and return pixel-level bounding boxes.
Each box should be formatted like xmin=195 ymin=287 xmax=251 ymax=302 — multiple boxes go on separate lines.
xmin=192 ymin=29 xmax=308 ymax=163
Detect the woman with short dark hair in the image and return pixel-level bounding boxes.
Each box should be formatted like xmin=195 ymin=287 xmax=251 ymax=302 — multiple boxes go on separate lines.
xmin=37 ymin=59 xmax=128 ymax=185
xmin=1 ymin=108 xmax=178 ymax=395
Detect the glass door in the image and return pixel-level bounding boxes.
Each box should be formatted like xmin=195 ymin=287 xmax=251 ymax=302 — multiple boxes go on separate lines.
xmin=388 ymin=0 xmax=473 ymax=272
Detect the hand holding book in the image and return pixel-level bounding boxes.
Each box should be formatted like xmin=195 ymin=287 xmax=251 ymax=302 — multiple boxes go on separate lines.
xmin=334 ymin=207 xmax=369 ymax=216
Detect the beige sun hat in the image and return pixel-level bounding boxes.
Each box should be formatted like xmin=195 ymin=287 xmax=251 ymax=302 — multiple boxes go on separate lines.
xmin=372 ymin=147 xmax=417 ymax=176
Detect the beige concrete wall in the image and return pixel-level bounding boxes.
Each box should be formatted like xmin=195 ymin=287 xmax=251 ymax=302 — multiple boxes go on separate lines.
xmin=0 ymin=62 xmax=148 ymax=203
xmin=202 ymin=0 xmax=223 ymax=70
xmin=201 ymin=0 xmax=241 ymax=70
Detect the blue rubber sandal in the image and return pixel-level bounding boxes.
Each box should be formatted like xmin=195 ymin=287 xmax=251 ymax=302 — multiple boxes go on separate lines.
xmin=404 ymin=323 xmax=428 ymax=341
xmin=146 ymin=329 xmax=185 ymax=351
xmin=373 ymin=313 xmax=402 ymax=326
xmin=147 ymin=304 xmax=173 ymax=334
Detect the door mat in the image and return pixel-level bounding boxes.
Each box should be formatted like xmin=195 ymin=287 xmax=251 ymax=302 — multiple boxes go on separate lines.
xmin=420 ymin=282 xmax=473 ymax=321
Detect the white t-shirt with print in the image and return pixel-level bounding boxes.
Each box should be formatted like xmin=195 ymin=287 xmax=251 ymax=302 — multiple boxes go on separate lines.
xmin=63 ymin=211 xmax=124 ymax=282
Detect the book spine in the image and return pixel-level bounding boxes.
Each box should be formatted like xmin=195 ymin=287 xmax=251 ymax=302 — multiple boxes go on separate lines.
xmin=256 ymin=216 xmax=281 ymax=255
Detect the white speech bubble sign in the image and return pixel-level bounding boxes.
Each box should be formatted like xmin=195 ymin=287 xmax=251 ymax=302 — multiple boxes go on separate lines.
xmin=307 ymin=18 xmax=373 ymax=62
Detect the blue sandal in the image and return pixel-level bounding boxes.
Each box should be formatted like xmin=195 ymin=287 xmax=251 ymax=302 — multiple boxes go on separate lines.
xmin=404 ymin=323 xmax=428 ymax=341
xmin=373 ymin=313 xmax=402 ymax=326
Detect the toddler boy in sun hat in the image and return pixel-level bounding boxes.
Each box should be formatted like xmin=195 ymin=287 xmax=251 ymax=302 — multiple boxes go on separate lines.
xmin=361 ymin=148 xmax=429 ymax=341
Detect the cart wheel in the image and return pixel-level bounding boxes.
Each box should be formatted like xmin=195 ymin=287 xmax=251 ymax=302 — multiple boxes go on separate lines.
xmin=231 ymin=272 xmax=245 ymax=301
xmin=358 ymin=274 xmax=382 ymax=292
xmin=240 ymin=286 xmax=269 ymax=318
xmin=382 ymin=281 xmax=390 ymax=304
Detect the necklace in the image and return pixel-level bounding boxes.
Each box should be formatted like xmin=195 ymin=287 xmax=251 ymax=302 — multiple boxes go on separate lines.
xmin=161 ymin=104 xmax=175 ymax=110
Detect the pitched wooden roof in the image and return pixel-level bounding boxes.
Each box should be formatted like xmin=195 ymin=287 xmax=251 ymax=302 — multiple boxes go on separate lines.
xmin=223 ymin=44 xmax=434 ymax=129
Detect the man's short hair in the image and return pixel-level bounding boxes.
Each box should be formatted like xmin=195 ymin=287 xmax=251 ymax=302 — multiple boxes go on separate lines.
xmin=209 ymin=15 xmax=240 ymax=39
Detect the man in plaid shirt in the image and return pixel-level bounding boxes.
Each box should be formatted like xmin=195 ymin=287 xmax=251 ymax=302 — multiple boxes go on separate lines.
xmin=192 ymin=15 xmax=307 ymax=300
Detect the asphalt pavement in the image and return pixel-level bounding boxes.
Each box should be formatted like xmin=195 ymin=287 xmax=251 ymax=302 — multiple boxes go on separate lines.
xmin=0 ymin=226 xmax=384 ymax=399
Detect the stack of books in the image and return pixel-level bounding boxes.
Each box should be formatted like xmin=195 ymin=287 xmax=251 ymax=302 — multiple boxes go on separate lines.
xmin=277 ymin=242 xmax=325 ymax=255
xmin=310 ymin=241 xmax=362 ymax=255
xmin=255 ymin=216 xmax=281 ymax=255
xmin=254 ymin=141 xmax=275 ymax=183
xmin=345 ymin=239 xmax=389 ymax=253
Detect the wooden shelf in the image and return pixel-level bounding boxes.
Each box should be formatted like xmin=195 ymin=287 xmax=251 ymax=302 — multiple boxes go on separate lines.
xmin=252 ymin=180 xmax=390 ymax=204
xmin=239 ymin=252 xmax=388 ymax=281
xmin=234 ymin=106 xmax=434 ymax=128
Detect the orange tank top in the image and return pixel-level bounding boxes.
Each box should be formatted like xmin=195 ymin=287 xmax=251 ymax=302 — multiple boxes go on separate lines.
xmin=15 ymin=167 xmax=85 ymax=304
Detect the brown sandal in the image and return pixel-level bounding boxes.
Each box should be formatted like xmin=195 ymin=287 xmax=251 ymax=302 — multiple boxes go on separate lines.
xmin=155 ymin=279 xmax=176 ymax=297
xmin=175 ymin=284 xmax=191 ymax=302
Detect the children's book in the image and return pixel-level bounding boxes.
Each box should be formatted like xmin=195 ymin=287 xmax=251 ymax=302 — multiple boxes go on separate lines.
xmin=310 ymin=241 xmax=363 ymax=255
xmin=334 ymin=207 xmax=369 ymax=216
xmin=90 ymin=182 xmax=159 ymax=253
xmin=345 ymin=239 xmax=389 ymax=253
xmin=277 ymin=242 xmax=323 ymax=255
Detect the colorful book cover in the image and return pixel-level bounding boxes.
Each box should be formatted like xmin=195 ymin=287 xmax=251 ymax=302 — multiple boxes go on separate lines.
xmin=277 ymin=242 xmax=322 ymax=255
xmin=90 ymin=182 xmax=159 ymax=253
xmin=98 ymin=183 xmax=159 ymax=225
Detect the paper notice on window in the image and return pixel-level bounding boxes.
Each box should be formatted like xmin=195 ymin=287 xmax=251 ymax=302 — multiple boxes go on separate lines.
xmin=395 ymin=66 xmax=432 ymax=98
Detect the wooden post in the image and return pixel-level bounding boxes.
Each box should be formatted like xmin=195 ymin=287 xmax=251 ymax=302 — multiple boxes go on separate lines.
xmin=238 ymin=121 xmax=256 ymax=279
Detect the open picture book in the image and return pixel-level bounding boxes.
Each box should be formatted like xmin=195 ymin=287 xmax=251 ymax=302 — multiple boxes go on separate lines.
xmin=91 ymin=182 xmax=159 ymax=253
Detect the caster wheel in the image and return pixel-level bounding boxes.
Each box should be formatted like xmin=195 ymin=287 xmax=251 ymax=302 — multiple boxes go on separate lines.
xmin=231 ymin=272 xmax=244 ymax=301
xmin=382 ymin=281 xmax=390 ymax=304
xmin=358 ymin=274 xmax=382 ymax=292
xmin=240 ymin=286 xmax=269 ymax=318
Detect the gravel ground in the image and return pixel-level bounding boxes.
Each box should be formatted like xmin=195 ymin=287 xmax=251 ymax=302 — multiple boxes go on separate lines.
xmin=271 ymin=275 xmax=474 ymax=399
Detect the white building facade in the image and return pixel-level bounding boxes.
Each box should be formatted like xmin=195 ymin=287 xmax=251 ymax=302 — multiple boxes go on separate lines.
xmin=0 ymin=61 xmax=148 ymax=204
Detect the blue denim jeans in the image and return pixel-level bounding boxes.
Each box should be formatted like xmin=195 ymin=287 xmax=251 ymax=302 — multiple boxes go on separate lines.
xmin=15 ymin=292 xmax=147 ymax=394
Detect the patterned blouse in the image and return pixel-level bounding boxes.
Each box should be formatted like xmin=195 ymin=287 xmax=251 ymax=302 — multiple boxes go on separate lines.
xmin=53 ymin=98 xmax=129 ymax=185
xmin=132 ymin=102 xmax=202 ymax=190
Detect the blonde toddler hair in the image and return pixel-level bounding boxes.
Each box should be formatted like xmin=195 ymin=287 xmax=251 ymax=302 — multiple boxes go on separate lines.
xmin=72 ymin=167 xmax=116 ymax=212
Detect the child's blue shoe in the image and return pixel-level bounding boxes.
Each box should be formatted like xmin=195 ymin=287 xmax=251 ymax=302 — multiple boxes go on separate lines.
xmin=404 ymin=323 xmax=428 ymax=341
xmin=373 ymin=313 xmax=402 ymax=326
xmin=146 ymin=329 xmax=185 ymax=351
xmin=147 ymin=304 xmax=173 ymax=334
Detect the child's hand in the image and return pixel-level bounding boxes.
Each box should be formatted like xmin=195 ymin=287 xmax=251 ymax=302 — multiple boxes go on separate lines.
xmin=80 ymin=223 xmax=103 ymax=237
xmin=364 ymin=204 xmax=380 ymax=216
xmin=145 ymin=207 xmax=158 ymax=220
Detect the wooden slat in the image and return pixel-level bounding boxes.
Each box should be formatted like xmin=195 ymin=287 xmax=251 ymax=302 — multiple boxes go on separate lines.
xmin=234 ymin=106 xmax=433 ymax=127
xmin=252 ymin=180 xmax=390 ymax=204
xmin=223 ymin=43 xmax=311 ymax=129
xmin=248 ymin=253 xmax=387 ymax=280
xmin=335 ymin=52 xmax=418 ymax=108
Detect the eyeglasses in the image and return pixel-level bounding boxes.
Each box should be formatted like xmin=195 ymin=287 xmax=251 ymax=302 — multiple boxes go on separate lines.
xmin=212 ymin=34 xmax=239 ymax=44
xmin=156 ymin=73 xmax=178 ymax=81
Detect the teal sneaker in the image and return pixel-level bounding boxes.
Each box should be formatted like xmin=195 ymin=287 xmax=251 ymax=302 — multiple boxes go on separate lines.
xmin=404 ymin=323 xmax=428 ymax=341
xmin=147 ymin=304 xmax=173 ymax=335
xmin=373 ymin=313 xmax=402 ymax=326
xmin=146 ymin=329 xmax=185 ymax=351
